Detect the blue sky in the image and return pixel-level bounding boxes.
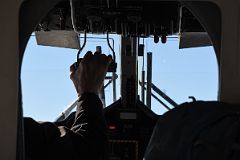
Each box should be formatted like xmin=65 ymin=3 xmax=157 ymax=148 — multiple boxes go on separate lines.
xmin=21 ymin=34 xmax=218 ymax=121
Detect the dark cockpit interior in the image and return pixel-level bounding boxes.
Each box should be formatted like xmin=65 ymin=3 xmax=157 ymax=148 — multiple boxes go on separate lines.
xmin=24 ymin=1 xmax=214 ymax=159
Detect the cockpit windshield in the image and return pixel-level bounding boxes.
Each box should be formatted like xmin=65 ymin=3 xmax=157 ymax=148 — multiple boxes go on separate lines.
xmin=21 ymin=33 xmax=218 ymax=121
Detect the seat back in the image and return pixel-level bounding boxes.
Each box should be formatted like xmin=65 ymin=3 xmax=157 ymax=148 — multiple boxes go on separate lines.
xmin=144 ymin=101 xmax=240 ymax=160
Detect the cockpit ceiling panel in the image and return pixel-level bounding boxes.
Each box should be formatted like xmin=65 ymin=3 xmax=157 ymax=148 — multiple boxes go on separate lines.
xmin=35 ymin=1 xmax=205 ymax=37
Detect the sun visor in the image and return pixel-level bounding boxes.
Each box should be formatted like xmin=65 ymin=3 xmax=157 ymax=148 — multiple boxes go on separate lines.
xmin=35 ymin=30 xmax=80 ymax=49
xmin=179 ymin=32 xmax=212 ymax=49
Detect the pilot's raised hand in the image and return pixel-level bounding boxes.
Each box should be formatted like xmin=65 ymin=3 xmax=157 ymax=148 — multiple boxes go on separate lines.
xmin=70 ymin=51 xmax=112 ymax=96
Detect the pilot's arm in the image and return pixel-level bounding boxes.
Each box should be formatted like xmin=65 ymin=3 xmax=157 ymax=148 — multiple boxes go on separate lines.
xmin=24 ymin=51 xmax=112 ymax=160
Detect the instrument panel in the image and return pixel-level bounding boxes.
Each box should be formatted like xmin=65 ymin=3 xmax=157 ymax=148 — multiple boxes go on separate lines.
xmin=104 ymin=100 xmax=159 ymax=160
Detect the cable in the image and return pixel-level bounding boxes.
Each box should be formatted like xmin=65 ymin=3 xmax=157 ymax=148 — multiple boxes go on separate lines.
xmin=107 ymin=31 xmax=116 ymax=61
xmin=142 ymin=38 xmax=145 ymax=71
xmin=70 ymin=0 xmax=79 ymax=34
xmin=70 ymin=0 xmax=86 ymax=62
xmin=178 ymin=6 xmax=183 ymax=35
xmin=77 ymin=30 xmax=87 ymax=60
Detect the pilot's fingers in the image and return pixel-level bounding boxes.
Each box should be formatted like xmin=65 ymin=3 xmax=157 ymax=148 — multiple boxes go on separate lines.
xmin=94 ymin=51 xmax=101 ymax=56
xmin=92 ymin=51 xmax=101 ymax=61
xmin=83 ymin=51 xmax=93 ymax=62
xmin=70 ymin=63 xmax=76 ymax=72
xmin=97 ymin=54 xmax=112 ymax=69
xmin=70 ymin=64 xmax=76 ymax=80
xmin=107 ymin=55 xmax=113 ymax=65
